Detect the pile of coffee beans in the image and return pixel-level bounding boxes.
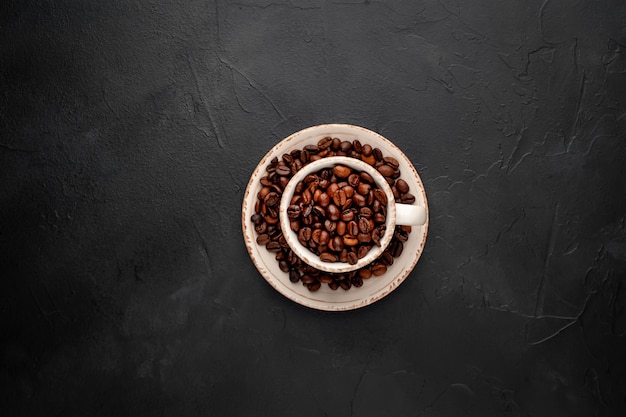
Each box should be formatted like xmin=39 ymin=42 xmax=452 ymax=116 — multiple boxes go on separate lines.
xmin=251 ymin=137 xmax=415 ymax=292
xmin=287 ymin=164 xmax=388 ymax=265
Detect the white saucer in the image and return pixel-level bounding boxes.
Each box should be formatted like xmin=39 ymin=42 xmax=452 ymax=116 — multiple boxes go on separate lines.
xmin=241 ymin=124 xmax=429 ymax=311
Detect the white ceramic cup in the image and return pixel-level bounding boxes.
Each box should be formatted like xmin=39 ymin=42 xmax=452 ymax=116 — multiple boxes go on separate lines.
xmin=279 ymin=156 xmax=426 ymax=273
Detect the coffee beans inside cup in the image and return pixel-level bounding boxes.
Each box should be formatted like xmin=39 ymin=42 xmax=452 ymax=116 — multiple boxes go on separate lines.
xmin=251 ymin=137 xmax=416 ymax=292
xmin=287 ymin=164 xmax=387 ymax=265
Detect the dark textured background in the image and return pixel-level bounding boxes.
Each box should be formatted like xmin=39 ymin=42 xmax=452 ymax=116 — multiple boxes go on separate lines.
xmin=1 ymin=0 xmax=626 ymax=416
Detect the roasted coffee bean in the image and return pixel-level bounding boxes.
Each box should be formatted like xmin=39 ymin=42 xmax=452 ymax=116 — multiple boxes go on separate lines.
xmin=347 ymin=251 xmax=358 ymax=265
xmin=383 ymin=156 xmax=399 ymax=169
xmin=327 ymin=204 xmax=341 ymax=221
xmin=324 ymin=220 xmax=336 ymax=233
xmin=381 ymin=251 xmax=394 ymax=266
xmin=357 ymin=232 xmax=371 ymax=243
xmin=351 ymin=275 xmax=364 ymax=287
xmin=391 ymin=240 xmax=403 ymax=257
xmin=330 ymin=235 xmax=344 ymax=252
xmin=373 ymin=148 xmax=383 ymax=161
xmin=372 ymin=228 xmax=382 ymax=247
xmin=254 ymin=222 xmax=267 ymax=234
xmin=341 ymin=208 xmax=356 ymax=222
xmin=357 ymin=245 xmax=371 ymax=259
xmin=336 ymin=221 xmax=346 ymax=236
xmin=266 ymin=241 xmax=281 ymax=252
xmin=289 ymin=269 xmax=300 ymax=282
xmin=372 ymin=263 xmax=387 ymax=276
xmin=319 ymin=274 xmax=333 ymax=284
xmin=328 ymin=281 xmax=340 ymax=290
xmin=348 ymin=173 xmax=360 ymax=187
xmin=401 ymin=193 xmax=416 ymax=204
xmin=304 ymin=144 xmax=319 ymax=153
xmin=394 ymin=228 xmax=409 ymax=242
xmin=373 ymin=189 xmax=387 ymax=205
xmin=340 ymin=280 xmax=352 ymax=290
xmin=347 ymin=220 xmax=359 ymax=236
xmin=396 ymin=178 xmax=409 ymax=193
xmin=318 ymin=136 xmax=333 ymax=149
xmin=251 ymin=213 xmax=263 ymax=225
xmin=300 ymin=274 xmax=315 ymax=284
xmin=357 ymin=183 xmax=371 ymax=195
xmin=276 ymin=165 xmax=292 ymax=176
xmin=298 ymin=227 xmax=312 ymax=242
xmin=358 ymin=217 xmax=371 ymax=233
xmin=308 ymin=281 xmax=321 ymax=292
xmin=287 ymin=205 xmax=301 ymax=219
xmin=333 ymin=189 xmax=347 ymax=206
xmin=353 ymin=194 xmax=367 ymax=207
xmin=256 ymin=234 xmax=270 ymax=245
xmin=312 ymin=205 xmax=326 ymax=218
xmin=340 ymin=141 xmax=352 ymax=152
xmin=320 ymin=252 xmax=338 ymax=263
xmin=318 ymin=192 xmax=330 ymax=207
xmin=377 ymin=164 xmax=395 ymax=177
xmin=361 ymin=144 xmax=373 ymax=156
xmin=359 ymin=171 xmax=374 ymax=184
xmin=279 ymin=260 xmax=290 ymax=273
xmin=359 ymin=268 xmax=372 ymax=279
xmin=374 ymin=213 xmax=386 ymax=224
xmin=332 ymin=164 xmax=351 ymax=178
xmin=343 ymin=234 xmax=359 ymax=246
xmin=359 ymin=207 xmax=373 ymax=218
xmin=352 ymin=139 xmax=362 ymax=153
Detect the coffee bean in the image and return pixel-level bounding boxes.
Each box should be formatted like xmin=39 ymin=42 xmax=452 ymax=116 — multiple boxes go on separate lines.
xmin=328 ymin=281 xmax=340 ymax=290
xmin=357 ymin=183 xmax=371 ymax=195
xmin=276 ymin=165 xmax=292 ymax=176
xmin=391 ymin=240 xmax=403 ymax=257
xmin=301 ymin=274 xmax=315 ymax=284
xmin=266 ymin=241 xmax=281 ymax=252
xmin=357 ymin=232 xmax=371 ymax=243
xmin=318 ymin=192 xmax=330 ymax=207
xmin=341 ymin=208 xmax=356 ymax=222
xmin=340 ymin=141 xmax=352 ymax=152
xmin=298 ymin=227 xmax=312 ymax=242
xmin=347 ymin=220 xmax=359 ymax=236
xmin=330 ymin=235 xmax=344 ymax=252
xmin=372 ymin=263 xmax=387 ymax=276
xmin=359 ymin=268 xmax=372 ymax=279
xmin=400 ymin=193 xmax=416 ymax=204
xmin=373 ymin=189 xmax=387 ymax=205
xmin=359 ymin=172 xmax=374 ymax=184
xmin=320 ymin=252 xmax=338 ymax=263
xmin=347 ymin=251 xmax=358 ymax=265
xmin=372 ymin=229 xmax=382 ymax=247
xmin=287 ymin=205 xmax=301 ymax=219
xmin=377 ymin=164 xmax=395 ymax=177
xmin=256 ymin=233 xmax=270 ymax=245
xmin=343 ymin=234 xmax=359 ymax=246
xmin=396 ymin=178 xmax=409 ymax=193
xmin=340 ymin=280 xmax=352 ymax=290
xmin=374 ymin=213 xmax=386 ymax=224
xmin=351 ymin=275 xmax=363 ymax=287
xmin=359 ymin=207 xmax=373 ymax=219
xmin=324 ymin=220 xmax=336 ymax=233
xmin=289 ymin=270 xmax=300 ymax=282
xmin=357 ymin=245 xmax=371 ymax=259
xmin=327 ymin=204 xmax=341 ymax=221
xmin=358 ymin=217 xmax=371 ymax=233
xmin=332 ymin=165 xmax=351 ymax=178
xmin=381 ymin=251 xmax=394 ymax=266
xmin=279 ymin=260 xmax=290 ymax=272
xmin=348 ymin=173 xmax=360 ymax=187
xmin=308 ymin=281 xmax=321 ymax=292
xmin=318 ymin=136 xmax=333 ymax=149
xmin=336 ymin=221 xmax=346 ymax=236
xmin=333 ymin=189 xmax=347 ymax=206
xmin=383 ymin=156 xmax=399 ymax=169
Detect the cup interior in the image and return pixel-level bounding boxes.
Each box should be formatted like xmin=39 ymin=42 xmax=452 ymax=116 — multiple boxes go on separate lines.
xmin=279 ymin=156 xmax=397 ymax=273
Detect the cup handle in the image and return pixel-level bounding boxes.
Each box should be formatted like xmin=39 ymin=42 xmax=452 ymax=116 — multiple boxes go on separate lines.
xmin=396 ymin=203 xmax=427 ymax=226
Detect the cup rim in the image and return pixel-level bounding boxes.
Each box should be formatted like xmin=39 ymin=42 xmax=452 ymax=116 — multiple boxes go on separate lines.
xmin=279 ymin=156 xmax=397 ymax=273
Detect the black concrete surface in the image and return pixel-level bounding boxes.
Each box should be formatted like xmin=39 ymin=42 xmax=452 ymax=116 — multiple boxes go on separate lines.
xmin=1 ymin=0 xmax=626 ymax=416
